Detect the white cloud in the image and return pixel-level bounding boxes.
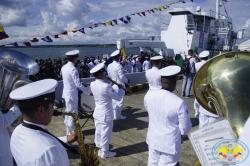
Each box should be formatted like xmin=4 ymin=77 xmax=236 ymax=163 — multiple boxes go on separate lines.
xmin=0 ymin=0 xmax=250 ymax=45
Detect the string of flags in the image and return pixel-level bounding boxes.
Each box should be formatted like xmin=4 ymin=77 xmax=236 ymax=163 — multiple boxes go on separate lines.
xmin=0 ymin=0 xmax=186 ymax=47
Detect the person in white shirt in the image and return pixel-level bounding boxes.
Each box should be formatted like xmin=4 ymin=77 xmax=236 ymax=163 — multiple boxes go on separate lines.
xmin=107 ymin=50 xmax=129 ymax=120
xmin=144 ymin=65 xmax=192 ymax=166
xmin=145 ymin=56 xmax=163 ymax=90
xmin=10 ymin=79 xmax=69 ymax=166
xmin=61 ymin=50 xmax=92 ymax=143
xmin=90 ymin=63 xmax=124 ymax=159
xmin=0 ymin=105 xmax=21 ymax=166
xmin=142 ymin=57 xmax=151 ymax=71
xmin=194 ymin=50 xmax=220 ymax=128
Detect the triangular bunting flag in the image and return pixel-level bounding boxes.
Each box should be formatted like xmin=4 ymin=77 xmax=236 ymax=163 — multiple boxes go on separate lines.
xmin=72 ymin=30 xmax=78 ymax=33
xmin=53 ymin=34 xmax=59 ymax=38
xmin=159 ymin=6 xmax=167 ymax=11
xmin=88 ymin=26 xmax=93 ymax=29
xmin=105 ymin=20 xmax=113 ymax=26
xmin=30 ymin=38 xmax=39 ymax=42
xmin=24 ymin=42 xmax=31 ymax=47
xmin=150 ymin=9 xmax=155 ymax=13
xmin=78 ymin=28 xmax=85 ymax=33
xmin=61 ymin=31 xmax=68 ymax=35
xmin=119 ymin=17 xmax=128 ymax=24
xmin=141 ymin=12 xmax=146 ymax=16
xmin=112 ymin=19 xmax=118 ymax=25
xmin=125 ymin=16 xmax=131 ymax=23
xmin=137 ymin=13 xmax=142 ymax=16
xmin=0 ymin=26 xmax=9 ymax=40
xmin=41 ymin=36 xmax=53 ymax=42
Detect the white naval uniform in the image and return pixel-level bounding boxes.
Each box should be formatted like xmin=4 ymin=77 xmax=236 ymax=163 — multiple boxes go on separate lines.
xmin=107 ymin=61 xmax=128 ymax=119
xmin=144 ymin=89 xmax=192 ymax=166
xmin=194 ymin=60 xmax=220 ymax=128
xmin=142 ymin=60 xmax=151 ymax=71
xmin=145 ymin=66 xmax=162 ymax=90
xmin=0 ymin=105 xmax=21 ymax=166
xmin=61 ymin=61 xmax=91 ymax=134
xmin=10 ymin=121 xmax=69 ymax=166
xmin=194 ymin=99 xmax=220 ymax=128
xmin=90 ymin=79 xmax=124 ymax=152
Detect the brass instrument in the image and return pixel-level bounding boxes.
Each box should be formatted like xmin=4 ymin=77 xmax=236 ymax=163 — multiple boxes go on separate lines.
xmin=53 ymin=110 xmax=99 ymax=166
xmin=0 ymin=49 xmax=39 ymax=110
xmin=106 ymin=77 xmax=132 ymax=93
xmin=193 ymin=51 xmax=250 ymax=137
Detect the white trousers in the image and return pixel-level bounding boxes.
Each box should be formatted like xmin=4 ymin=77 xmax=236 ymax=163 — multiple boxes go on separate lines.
xmin=64 ymin=97 xmax=78 ymax=135
xmin=94 ymin=119 xmax=113 ymax=152
xmin=112 ymin=85 xmax=125 ymax=119
xmin=148 ymin=147 xmax=179 ymax=166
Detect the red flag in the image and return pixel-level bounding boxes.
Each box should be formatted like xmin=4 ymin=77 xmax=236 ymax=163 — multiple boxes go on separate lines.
xmin=0 ymin=26 xmax=9 ymax=40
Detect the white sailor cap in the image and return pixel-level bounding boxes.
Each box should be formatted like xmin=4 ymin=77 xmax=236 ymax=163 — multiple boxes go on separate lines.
xmin=65 ymin=49 xmax=80 ymax=56
xmin=160 ymin=65 xmax=181 ymax=77
xmin=90 ymin=63 xmax=105 ymax=74
xmin=10 ymin=79 xmax=58 ymax=101
xmin=110 ymin=50 xmax=120 ymax=57
xmin=199 ymin=50 xmax=209 ymax=58
xmin=150 ymin=56 xmax=163 ymax=61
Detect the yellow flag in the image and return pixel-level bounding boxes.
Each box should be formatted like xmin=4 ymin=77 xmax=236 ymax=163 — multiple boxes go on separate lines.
xmin=121 ymin=48 xmax=126 ymax=62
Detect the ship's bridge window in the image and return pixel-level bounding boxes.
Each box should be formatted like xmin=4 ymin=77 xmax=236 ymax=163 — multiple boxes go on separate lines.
xmin=193 ymin=15 xmax=211 ymax=33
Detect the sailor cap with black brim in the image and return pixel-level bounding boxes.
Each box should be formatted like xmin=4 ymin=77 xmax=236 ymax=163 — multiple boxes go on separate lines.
xmin=110 ymin=50 xmax=120 ymax=57
xmin=160 ymin=65 xmax=181 ymax=77
xmin=199 ymin=50 xmax=209 ymax=58
xmin=9 ymin=79 xmax=58 ymax=102
xmin=150 ymin=56 xmax=163 ymax=61
xmin=90 ymin=62 xmax=105 ymax=74
xmin=65 ymin=50 xmax=80 ymax=56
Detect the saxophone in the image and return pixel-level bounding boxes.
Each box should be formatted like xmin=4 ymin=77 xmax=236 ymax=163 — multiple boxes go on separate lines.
xmin=54 ymin=110 xmax=99 ymax=166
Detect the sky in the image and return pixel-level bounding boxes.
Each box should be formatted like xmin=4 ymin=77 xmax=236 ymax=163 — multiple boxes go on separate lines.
xmin=0 ymin=0 xmax=250 ymax=45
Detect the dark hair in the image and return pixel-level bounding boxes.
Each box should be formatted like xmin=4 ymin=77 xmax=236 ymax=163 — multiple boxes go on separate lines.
xmin=16 ymin=93 xmax=55 ymax=117
xmin=67 ymin=55 xmax=79 ymax=62
xmin=93 ymin=68 xmax=105 ymax=78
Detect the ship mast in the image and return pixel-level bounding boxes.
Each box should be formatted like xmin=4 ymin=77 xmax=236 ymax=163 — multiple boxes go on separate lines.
xmin=215 ymin=0 xmax=221 ymax=19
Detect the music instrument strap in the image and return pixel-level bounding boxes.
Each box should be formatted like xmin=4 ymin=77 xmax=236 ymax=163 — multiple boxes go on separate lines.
xmin=22 ymin=122 xmax=79 ymax=155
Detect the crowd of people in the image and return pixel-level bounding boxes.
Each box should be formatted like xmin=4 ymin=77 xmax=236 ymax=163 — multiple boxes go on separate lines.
xmin=2 ymin=48 xmax=250 ymax=166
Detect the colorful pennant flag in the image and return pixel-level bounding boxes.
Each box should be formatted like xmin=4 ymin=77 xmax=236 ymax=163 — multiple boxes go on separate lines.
xmin=113 ymin=19 xmax=118 ymax=25
xmin=61 ymin=31 xmax=68 ymax=35
xmin=105 ymin=20 xmax=113 ymax=26
xmin=41 ymin=36 xmax=53 ymax=42
xmin=0 ymin=26 xmax=9 ymax=40
xmin=24 ymin=42 xmax=31 ymax=47
xmin=78 ymin=28 xmax=85 ymax=34
xmin=53 ymin=34 xmax=59 ymax=38
xmin=119 ymin=17 xmax=129 ymax=24
xmin=30 ymin=38 xmax=39 ymax=42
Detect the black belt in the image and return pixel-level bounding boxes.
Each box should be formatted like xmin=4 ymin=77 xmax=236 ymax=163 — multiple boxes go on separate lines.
xmin=22 ymin=122 xmax=79 ymax=155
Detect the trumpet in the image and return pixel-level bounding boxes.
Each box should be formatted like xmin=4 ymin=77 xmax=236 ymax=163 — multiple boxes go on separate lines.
xmin=53 ymin=110 xmax=99 ymax=166
xmin=106 ymin=77 xmax=132 ymax=93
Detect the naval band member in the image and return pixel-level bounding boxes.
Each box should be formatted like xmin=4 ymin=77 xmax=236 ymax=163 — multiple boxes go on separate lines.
xmin=0 ymin=105 xmax=21 ymax=166
xmin=107 ymin=50 xmax=128 ymax=120
xmin=90 ymin=63 xmax=124 ymax=158
xmin=144 ymin=65 xmax=192 ymax=166
xmin=145 ymin=55 xmax=163 ymax=90
xmin=10 ymin=79 xmax=69 ymax=166
xmin=194 ymin=50 xmax=220 ymax=128
xmin=61 ymin=50 xmax=91 ymax=143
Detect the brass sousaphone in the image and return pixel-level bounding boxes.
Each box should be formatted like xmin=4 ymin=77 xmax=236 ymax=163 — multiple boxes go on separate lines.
xmin=0 ymin=49 xmax=39 ymax=111
xmin=193 ymin=51 xmax=250 ymax=137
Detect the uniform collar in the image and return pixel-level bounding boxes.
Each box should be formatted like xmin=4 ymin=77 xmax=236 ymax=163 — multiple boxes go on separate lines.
xmin=23 ymin=120 xmax=47 ymax=130
xmin=68 ymin=61 xmax=75 ymax=66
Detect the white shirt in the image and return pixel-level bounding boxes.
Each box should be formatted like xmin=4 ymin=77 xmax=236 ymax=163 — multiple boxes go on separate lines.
xmin=61 ymin=61 xmax=91 ymax=100
xmin=107 ymin=61 xmax=128 ymax=87
xmin=142 ymin=60 xmax=151 ymax=71
xmin=10 ymin=121 xmax=69 ymax=166
xmin=0 ymin=105 xmax=21 ymax=166
xmin=145 ymin=66 xmax=162 ymax=90
xmin=90 ymin=79 xmax=124 ymax=122
xmin=144 ymin=89 xmax=192 ymax=154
